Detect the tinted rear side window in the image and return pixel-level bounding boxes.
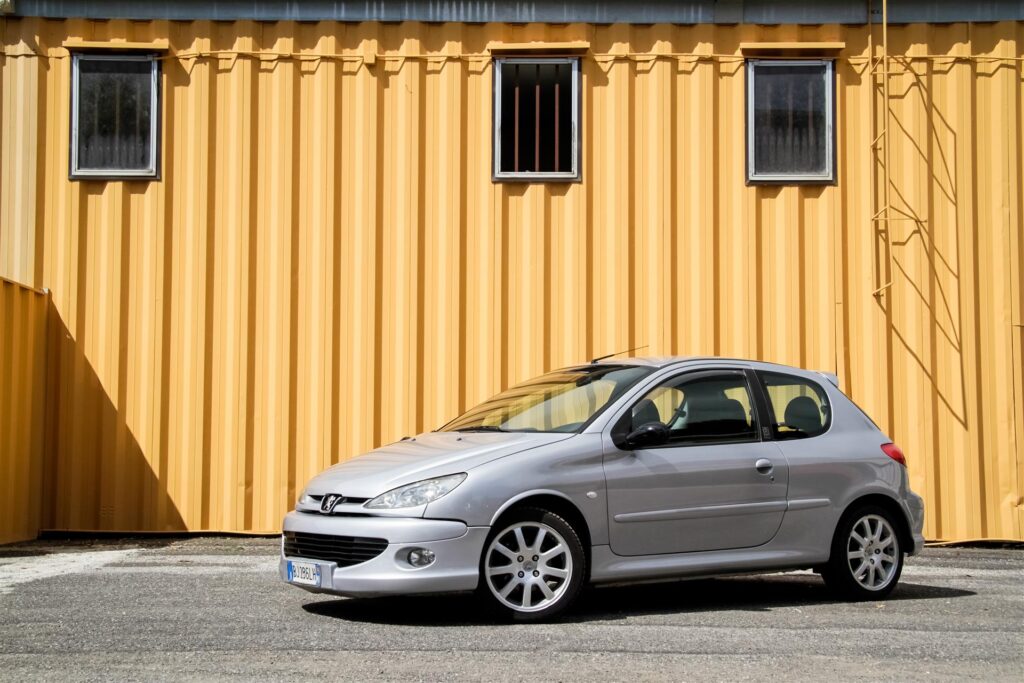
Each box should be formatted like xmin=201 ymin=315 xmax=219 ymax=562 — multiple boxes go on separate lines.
xmin=757 ymin=371 xmax=831 ymax=439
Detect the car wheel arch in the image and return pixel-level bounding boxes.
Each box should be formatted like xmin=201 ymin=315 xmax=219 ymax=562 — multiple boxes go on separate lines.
xmin=831 ymin=493 xmax=914 ymax=560
xmin=489 ymin=491 xmax=593 ymax=577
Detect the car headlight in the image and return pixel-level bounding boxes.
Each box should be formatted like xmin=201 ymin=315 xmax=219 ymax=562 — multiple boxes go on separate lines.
xmin=365 ymin=473 xmax=467 ymax=509
xmin=297 ymin=492 xmax=315 ymax=507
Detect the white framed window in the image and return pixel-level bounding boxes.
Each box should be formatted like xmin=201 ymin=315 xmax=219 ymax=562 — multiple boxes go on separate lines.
xmin=746 ymin=59 xmax=834 ymax=184
xmin=493 ymin=57 xmax=580 ymax=181
xmin=70 ymin=53 xmax=160 ymax=179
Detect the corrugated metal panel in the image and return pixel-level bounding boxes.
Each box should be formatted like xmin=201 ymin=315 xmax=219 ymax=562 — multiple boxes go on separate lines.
xmin=0 ymin=278 xmax=48 ymax=544
xmin=0 ymin=17 xmax=1021 ymax=540
xmin=11 ymin=0 xmax=1024 ymax=25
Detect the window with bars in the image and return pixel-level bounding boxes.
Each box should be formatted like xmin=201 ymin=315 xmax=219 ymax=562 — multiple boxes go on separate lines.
xmin=70 ymin=53 xmax=160 ymax=179
xmin=493 ymin=57 xmax=579 ymax=181
xmin=746 ymin=60 xmax=834 ymax=183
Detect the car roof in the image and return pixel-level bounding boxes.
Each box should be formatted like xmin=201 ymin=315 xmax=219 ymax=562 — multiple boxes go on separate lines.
xmin=589 ymin=355 xmax=747 ymax=368
xmin=587 ymin=356 xmax=840 ymax=387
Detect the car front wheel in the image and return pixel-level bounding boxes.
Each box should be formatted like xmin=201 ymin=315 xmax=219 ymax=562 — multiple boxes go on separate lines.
xmin=823 ymin=505 xmax=905 ymax=600
xmin=478 ymin=508 xmax=585 ymax=621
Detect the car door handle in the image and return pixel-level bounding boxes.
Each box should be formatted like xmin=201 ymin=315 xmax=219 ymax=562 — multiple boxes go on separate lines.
xmin=754 ymin=458 xmax=774 ymax=474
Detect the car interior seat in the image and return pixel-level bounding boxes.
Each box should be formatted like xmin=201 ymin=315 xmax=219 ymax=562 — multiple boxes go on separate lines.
xmin=685 ymin=395 xmax=751 ymax=436
xmin=783 ymin=395 xmax=823 ymax=435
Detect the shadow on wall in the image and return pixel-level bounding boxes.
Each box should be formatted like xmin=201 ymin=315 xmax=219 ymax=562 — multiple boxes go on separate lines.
xmin=42 ymin=297 xmax=186 ymax=534
xmin=0 ymin=279 xmax=49 ymax=544
xmin=877 ymin=27 xmax=967 ymax=431
xmin=867 ymin=25 xmax=1021 ymax=541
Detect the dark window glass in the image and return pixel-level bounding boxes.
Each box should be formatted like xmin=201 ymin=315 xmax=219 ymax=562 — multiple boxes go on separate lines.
xmin=74 ymin=57 xmax=156 ymax=174
xmin=749 ymin=61 xmax=832 ymax=181
xmin=496 ymin=60 xmax=575 ymax=176
xmin=627 ymin=373 xmax=758 ymax=444
xmin=757 ymin=371 xmax=831 ymax=439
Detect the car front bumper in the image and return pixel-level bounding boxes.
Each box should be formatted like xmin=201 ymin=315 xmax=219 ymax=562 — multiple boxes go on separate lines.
xmin=279 ymin=511 xmax=489 ymax=597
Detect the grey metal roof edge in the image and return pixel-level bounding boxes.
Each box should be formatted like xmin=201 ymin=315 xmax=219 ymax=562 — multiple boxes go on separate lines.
xmin=7 ymin=1 xmax=1024 ymax=25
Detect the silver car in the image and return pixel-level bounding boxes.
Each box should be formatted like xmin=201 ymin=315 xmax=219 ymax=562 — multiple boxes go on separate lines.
xmin=281 ymin=357 xmax=925 ymax=621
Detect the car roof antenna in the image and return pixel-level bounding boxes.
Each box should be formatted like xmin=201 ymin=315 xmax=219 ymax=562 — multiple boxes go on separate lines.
xmin=590 ymin=345 xmax=648 ymax=364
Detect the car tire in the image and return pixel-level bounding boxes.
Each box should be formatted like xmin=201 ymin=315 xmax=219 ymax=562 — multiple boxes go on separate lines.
xmin=477 ymin=507 xmax=586 ymax=622
xmin=822 ymin=504 xmax=905 ymax=600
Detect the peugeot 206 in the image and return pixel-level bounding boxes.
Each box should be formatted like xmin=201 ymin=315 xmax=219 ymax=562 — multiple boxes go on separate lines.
xmin=281 ymin=357 xmax=924 ymax=621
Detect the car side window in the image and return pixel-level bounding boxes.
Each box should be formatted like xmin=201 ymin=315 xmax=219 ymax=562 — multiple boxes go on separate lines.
xmin=627 ymin=372 xmax=759 ymax=445
xmin=757 ymin=371 xmax=831 ymax=439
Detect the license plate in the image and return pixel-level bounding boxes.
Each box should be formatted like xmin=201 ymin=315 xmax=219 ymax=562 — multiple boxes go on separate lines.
xmin=287 ymin=561 xmax=321 ymax=587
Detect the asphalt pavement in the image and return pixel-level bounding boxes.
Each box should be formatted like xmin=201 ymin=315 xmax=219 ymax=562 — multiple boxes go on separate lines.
xmin=0 ymin=537 xmax=1021 ymax=681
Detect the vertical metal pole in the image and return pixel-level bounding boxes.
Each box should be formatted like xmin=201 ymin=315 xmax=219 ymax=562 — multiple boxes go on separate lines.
xmin=879 ymin=0 xmax=894 ymax=294
xmin=871 ymin=0 xmax=895 ymax=297
xmin=882 ymin=0 xmax=892 ymax=267
xmin=93 ymin=78 xmax=100 ymax=162
xmin=135 ymin=77 xmax=143 ymax=164
xmin=555 ymin=64 xmax=560 ymax=173
xmin=514 ymin=64 xmax=520 ymax=173
xmin=868 ymin=0 xmax=879 ymax=291
xmin=807 ymin=76 xmax=814 ymax=168
xmin=787 ymin=78 xmax=794 ymax=168
xmin=114 ymin=77 xmax=122 ymax=167
xmin=535 ymin=64 xmax=541 ymax=171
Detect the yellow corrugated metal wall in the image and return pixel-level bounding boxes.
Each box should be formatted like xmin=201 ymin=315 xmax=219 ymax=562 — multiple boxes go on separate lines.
xmin=0 ymin=18 xmax=1021 ymax=540
xmin=0 ymin=278 xmax=48 ymax=544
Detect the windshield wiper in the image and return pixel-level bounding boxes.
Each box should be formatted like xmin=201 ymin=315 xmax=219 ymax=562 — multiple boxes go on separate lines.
xmin=451 ymin=426 xmax=507 ymax=433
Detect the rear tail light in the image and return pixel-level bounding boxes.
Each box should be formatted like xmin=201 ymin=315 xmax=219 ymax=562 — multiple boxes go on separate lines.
xmin=881 ymin=442 xmax=906 ymax=466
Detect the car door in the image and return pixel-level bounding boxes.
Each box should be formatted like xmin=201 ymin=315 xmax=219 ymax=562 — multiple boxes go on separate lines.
xmin=602 ymin=368 xmax=789 ymax=556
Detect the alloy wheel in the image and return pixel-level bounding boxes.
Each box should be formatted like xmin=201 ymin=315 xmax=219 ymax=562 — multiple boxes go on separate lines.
xmin=846 ymin=513 xmax=900 ymax=591
xmin=484 ymin=521 xmax=573 ymax=613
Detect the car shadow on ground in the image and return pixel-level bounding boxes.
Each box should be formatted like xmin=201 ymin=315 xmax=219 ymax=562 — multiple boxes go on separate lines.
xmin=301 ymin=573 xmax=976 ymax=626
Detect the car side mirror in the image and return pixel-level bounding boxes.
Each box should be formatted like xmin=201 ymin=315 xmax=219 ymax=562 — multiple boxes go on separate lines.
xmin=625 ymin=422 xmax=669 ymax=449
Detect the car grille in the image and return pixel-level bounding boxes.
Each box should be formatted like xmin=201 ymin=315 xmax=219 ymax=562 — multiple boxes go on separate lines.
xmin=283 ymin=531 xmax=388 ymax=567
xmin=305 ymin=495 xmax=371 ymax=507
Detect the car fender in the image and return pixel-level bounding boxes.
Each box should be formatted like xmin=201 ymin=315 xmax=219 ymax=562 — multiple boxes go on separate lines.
xmin=830 ymin=483 xmax=919 ymax=544
xmin=488 ymin=488 xmax=580 ymax=528
xmin=423 ymin=437 xmax=610 ymax=544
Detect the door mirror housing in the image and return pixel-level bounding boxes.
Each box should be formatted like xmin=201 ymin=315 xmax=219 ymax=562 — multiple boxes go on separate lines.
xmin=625 ymin=422 xmax=669 ymax=449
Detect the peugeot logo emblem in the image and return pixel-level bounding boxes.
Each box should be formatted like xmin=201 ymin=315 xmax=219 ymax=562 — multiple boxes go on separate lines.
xmin=321 ymin=494 xmax=343 ymax=514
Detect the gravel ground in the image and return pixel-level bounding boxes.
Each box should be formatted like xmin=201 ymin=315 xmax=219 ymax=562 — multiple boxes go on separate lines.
xmin=0 ymin=537 xmax=1021 ymax=681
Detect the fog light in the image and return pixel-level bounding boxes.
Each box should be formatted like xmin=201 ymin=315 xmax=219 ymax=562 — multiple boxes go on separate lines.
xmin=406 ymin=548 xmax=436 ymax=567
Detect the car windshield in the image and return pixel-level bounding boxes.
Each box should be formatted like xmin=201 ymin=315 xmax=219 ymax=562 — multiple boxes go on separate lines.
xmin=440 ymin=365 xmax=655 ymax=433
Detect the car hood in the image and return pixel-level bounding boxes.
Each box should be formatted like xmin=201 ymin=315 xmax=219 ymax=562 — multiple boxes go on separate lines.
xmin=303 ymin=431 xmax=574 ymax=498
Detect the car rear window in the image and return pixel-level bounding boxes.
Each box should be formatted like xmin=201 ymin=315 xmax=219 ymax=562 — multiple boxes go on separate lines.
xmin=757 ymin=371 xmax=831 ymax=439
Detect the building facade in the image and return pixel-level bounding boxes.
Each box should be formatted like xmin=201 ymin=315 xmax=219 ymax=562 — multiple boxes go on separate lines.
xmin=0 ymin=1 xmax=1021 ymax=543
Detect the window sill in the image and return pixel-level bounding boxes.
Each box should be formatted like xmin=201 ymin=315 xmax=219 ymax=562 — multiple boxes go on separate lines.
xmin=746 ymin=175 xmax=836 ymax=186
xmin=492 ymin=173 xmax=581 ymax=184
xmin=70 ymin=171 xmax=160 ymax=181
